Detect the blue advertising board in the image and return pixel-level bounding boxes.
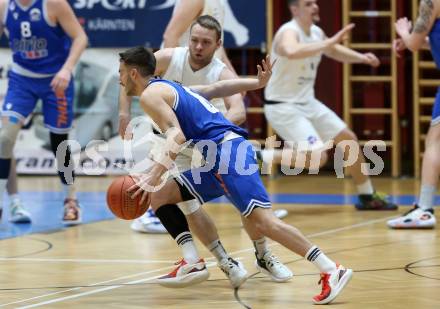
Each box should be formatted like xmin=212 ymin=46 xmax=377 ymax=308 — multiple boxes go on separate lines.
xmin=71 ymin=0 xmax=265 ymax=48
xmin=1 ymin=0 xmax=266 ymax=48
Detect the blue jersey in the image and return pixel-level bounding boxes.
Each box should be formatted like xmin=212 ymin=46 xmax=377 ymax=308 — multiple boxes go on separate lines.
xmin=430 ymin=19 xmax=440 ymax=69
xmin=4 ymin=0 xmax=71 ymax=75
xmin=148 ymin=79 xmax=248 ymax=144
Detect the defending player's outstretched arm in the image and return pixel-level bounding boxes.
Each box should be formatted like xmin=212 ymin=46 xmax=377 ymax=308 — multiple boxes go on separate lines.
xmin=192 ymin=55 xmax=274 ymax=101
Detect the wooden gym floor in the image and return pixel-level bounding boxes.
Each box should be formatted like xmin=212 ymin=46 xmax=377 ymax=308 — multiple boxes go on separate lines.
xmin=0 ymin=176 xmax=439 ymax=308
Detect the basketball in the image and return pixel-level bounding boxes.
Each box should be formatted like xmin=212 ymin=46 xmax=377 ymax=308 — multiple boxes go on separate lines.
xmin=106 ymin=176 xmax=149 ymax=220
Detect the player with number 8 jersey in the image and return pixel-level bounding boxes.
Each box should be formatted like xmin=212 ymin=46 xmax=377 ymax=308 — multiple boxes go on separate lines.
xmin=0 ymin=0 xmax=87 ymax=224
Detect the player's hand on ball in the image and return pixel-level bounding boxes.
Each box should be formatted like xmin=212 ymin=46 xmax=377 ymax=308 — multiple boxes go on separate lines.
xmin=128 ymin=174 xmax=153 ymax=206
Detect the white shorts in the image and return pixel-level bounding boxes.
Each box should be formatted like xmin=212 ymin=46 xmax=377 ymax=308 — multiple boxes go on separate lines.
xmin=264 ymin=98 xmax=347 ymax=151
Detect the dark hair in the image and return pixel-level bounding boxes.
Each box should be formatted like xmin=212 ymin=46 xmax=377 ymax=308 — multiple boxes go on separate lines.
xmin=190 ymin=15 xmax=222 ymax=41
xmin=288 ymin=0 xmax=299 ymax=5
xmin=119 ymin=46 xmax=156 ymax=77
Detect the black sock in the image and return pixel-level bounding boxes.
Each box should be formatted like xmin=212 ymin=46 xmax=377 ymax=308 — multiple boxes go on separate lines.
xmin=50 ymin=133 xmax=75 ymax=185
xmin=154 ymin=204 xmax=190 ymax=239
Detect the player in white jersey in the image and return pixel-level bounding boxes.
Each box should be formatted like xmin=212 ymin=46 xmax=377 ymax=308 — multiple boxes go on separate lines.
xmin=264 ymin=0 xmax=398 ymax=211
xmin=163 ymin=0 xmax=237 ymax=74
xmin=119 ymin=16 xmax=293 ymax=288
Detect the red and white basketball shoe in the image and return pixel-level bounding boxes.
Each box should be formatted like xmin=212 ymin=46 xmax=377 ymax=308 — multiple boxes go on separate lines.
xmin=156 ymin=258 xmax=209 ymax=288
xmin=313 ymin=264 xmax=353 ymax=305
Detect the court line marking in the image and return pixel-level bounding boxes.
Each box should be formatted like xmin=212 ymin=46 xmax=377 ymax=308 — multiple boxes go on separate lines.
xmin=231 ymin=215 xmax=397 ymax=255
xmin=0 ymin=261 xmax=217 ymax=308
xmin=0 ymin=258 xmax=178 ymax=264
xmin=5 ymin=215 xmax=395 ymax=308
xmin=0 ymin=267 xmax=170 ymax=308
xmin=15 ymin=261 xmax=218 ymax=309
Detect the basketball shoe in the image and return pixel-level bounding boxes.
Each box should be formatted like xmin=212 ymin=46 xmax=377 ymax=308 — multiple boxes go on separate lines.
xmin=355 ymin=192 xmax=398 ymax=210
xmin=313 ymin=264 xmax=353 ymax=305
xmin=131 ymin=208 xmax=167 ymax=234
xmin=62 ymin=198 xmax=82 ymax=226
xmin=156 ymin=258 xmax=209 ymax=288
xmin=255 ymin=251 xmax=293 ymax=282
xmin=387 ymin=205 xmax=436 ymax=229
xmin=9 ymin=199 xmax=31 ymax=223
xmin=218 ymin=257 xmax=248 ymax=288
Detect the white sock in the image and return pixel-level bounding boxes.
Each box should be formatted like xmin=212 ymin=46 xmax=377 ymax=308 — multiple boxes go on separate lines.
xmin=9 ymin=193 xmax=20 ymax=204
xmin=253 ymin=237 xmax=270 ymax=259
xmin=207 ymin=239 xmax=229 ymax=263
xmin=63 ymin=184 xmax=76 ymax=200
xmin=176 ymin=232 xmax=199 ymax=264
xmin=305 ymin=246 xmax=336 ymax=273
xmin=418 ymin=184 xmax=436 ymax=211
xmin=0 ymin=179 xmax=7 ymax=210
xmin=357 ymin=179 xmax=374 ymax=195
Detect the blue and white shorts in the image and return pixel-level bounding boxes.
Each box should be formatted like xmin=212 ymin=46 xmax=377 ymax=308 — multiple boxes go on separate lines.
xmin=2 ymin=71 xmax=74 ymax=134
xmin=177 ymin=137 xmax=271 ymax=217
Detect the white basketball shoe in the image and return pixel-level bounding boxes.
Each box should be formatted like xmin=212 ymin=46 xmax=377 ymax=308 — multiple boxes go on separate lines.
xmin=387 ymin=205 xmax=436 ymax=229
xmin=218 ymin=257 xmax=248 ymax=288
xmin=131 ymin=208 xmax=167 ymax=234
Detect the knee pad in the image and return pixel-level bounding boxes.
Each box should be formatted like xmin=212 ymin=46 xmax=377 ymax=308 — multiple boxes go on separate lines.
xmin=178 ymin=199 xmax=201 ymax=215
xmin=0 ymin=121 xmax=21 ymax=158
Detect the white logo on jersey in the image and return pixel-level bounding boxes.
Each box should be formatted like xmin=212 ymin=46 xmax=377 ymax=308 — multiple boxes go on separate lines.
xmin=30 ymin=8 xmax=41 ymax=21
xmin=73 ymin=0 xmax=147 ymax=10
xmin=13 ymin=12 xmax=18 ymax=20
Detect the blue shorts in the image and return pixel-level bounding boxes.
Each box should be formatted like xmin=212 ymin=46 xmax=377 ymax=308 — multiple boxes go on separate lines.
xmin=2 ymin=71 xmax=74 ymax=134
xmin=432 ymin=88 xmax=440 ymax=126
xmin=178 ymin=137 xmax=271 ymax=217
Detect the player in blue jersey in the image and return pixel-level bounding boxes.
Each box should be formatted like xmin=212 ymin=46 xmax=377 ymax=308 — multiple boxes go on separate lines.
xmin=0 ymin=0 xmax=87 ymax=224
xmin=388 ymin=0 xmax=438 ymax=229
xmin=118 ymin=46 xmax=353 ymax=304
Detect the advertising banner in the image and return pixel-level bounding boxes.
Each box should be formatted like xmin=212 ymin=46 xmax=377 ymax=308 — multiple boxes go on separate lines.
xmin=70 ymin=0 xmax=264 ymax=48
xmin=0 ymin=0 xmax=267 ymax=174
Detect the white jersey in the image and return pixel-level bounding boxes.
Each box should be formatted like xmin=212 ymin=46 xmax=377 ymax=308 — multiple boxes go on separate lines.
xmin=265 ymin=19 xmax=325 ymax=103
xmin=163 ymin=47 xmax=227 ymax=113
xmin=173 ymin=0 xmax=225 ymax=47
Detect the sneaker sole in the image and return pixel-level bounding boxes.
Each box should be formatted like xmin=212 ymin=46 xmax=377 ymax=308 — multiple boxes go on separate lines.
xmin=255 ymin=261 xmax=293 ymax=283
xmin=355 ymin=204 xmax=398 ymax=211
xmin=63 ymin=216 xmax=82 ymax=226
xmin=230 ymin=273 xmax=248 ymax=289
xmin=9 ymin=216 xmax=32 ymax=224
xmin=314 ymin=269 xmax=353 ymax=305
xmin=130 ymin=222 xmax=168 ymax=234
xmin=387 ymin=222 xmax=436 ymax=229
xmin=230 ymin=267 xmax=249 ymax=289
xmin=156 ymin=269 xmax=210 ymax=288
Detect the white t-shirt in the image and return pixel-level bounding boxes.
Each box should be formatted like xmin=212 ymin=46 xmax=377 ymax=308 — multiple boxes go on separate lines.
xmin=163 ymin=46 xmax=227 ymax=113
xmin=265 ymin=19 xmax=325 ymax=103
